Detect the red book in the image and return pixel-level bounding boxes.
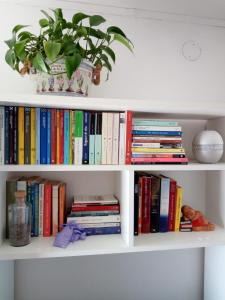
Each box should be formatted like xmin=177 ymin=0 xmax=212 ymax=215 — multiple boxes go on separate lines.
xmin=125 ymin=111 xmax=133 ymax=164
xmin=71 ymin=205 xmax=120 ymax=212
xmin=138 ymin=177 xmax=143 ymax=234
xmin=58 ymin=183 xmax=66 ymax=231
xmin=141 ymin=176 xmax=151 ymax=233
xmin=131 ymin=157 xmax=188 ymax=164
xmin=59 ymin=110 xmax=64 ymax=164
xmin=50 ymin=109 xmax=57 ymax=164
xmin=43 ymin=181 xmax=52 ymax=237
xmin=168 ymin=179 xmax=177 ymax=231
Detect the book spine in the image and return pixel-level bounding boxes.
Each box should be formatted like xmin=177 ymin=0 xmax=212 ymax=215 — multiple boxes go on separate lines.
xmin=82 ymin=111 xmax=89 ymax=164
xmin=101 ymin=112 xmax=108 ymax=164
xmin=75 ymin=111 xmax=83 ymax=165
xmin=43 ymin=183 xmax=52 ymax=237
xmin=64 ymin=110 xmax=70 ymax=164
xmin=132 ymin=126 xmax=182 ymax=131
xmin=89 ymin=112 xmax=95 ymax=165
xmin=168 ymin=180 xmax=177 ymax=231
xmin=24 ymin=107 xmax=31 ymax=164
xmin=40 ymin=108 xmax=47 ymax=164
xmin=58 ymin=183 xmax=66 ymax=231
xmin=52 ymin=184 xmax=59 ymax=236
xmin=119 ymin=112 xmax=126 ymax=165
xmin=95 ymin=112 xmax=102 ymax=165
xmin=0 ymin=107 xmax=4 ymax=165
xmin=39 ymin=183 xmax=44 ymax=236
xmin=30 ymin=107 xmax=36 ymax=164
xmin=50 ymin=108 xmax=56 ymax=164
xmin=56 ymin=110 xmax=60 ymax=164
xmin=132 ymin=143 xmax=161 ymax=148
xmin=13 ymin=106 xmax=18 ymax=164
xmin=142 ymin=177 xmax=151 ymax=233
xmin=106 ymin=113 xmax=113 ymax=165
xmin=138 ymin=177 xmax=143 ymax=234
xmin=30 ymin=183 xmax=35 ymax=236
xmin=125 ymin=111 xmax=132 ymax=164
xmin=4 ymin=107 xmax=9 ymax=164
xmin=69 ymin=110 xmax=73 ymax=164
xmin=159 ymin=177 xmax=170 ymax=232
xmin=72 ymin=110 xmax=76 ymax=164
xmin=82 ymin=226 xmax=121 ymax=236
xmin=175 ymin=186 xmax=183 ymax=232
xmin=132 ymin=130 xmax=182 ymax=136
xmin=59 ymin=109 xmax=64 ymax=164
xmin=150 ymin=176 xmax=161 ymax=233
xmin=69 ymin=211 xmax=119 ymax=217
xmin=132 ymin=154 xmax=185 ymax=158
xmin=47 ymin=109 xmax=51 ymax=164
xmin=72 ymin=215 xmax=121 ymax=223
xmin=112 ymin=113 xmax=119 ymax=165
xmin=134 ymin=172 xmax=140 ymax=236
xmin=9 ymin=106 xmax=14 ymax=164
xmin=35 ymin=108 xmax=40 ymax=164
xmin=34 ymin=182 xmax=39 ymax=236
xmin=131 ymin=157 xmax=188 ymax=163
xmin=71 ymin=205 xmax=120 ymax=212
xmin=132 ymin=119 xmax=178 ymax=126
xmin=132 ymin=148 xmax=185 ymax=153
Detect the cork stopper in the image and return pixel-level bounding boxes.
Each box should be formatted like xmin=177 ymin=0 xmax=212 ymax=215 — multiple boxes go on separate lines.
xmin=15 ymin=191 xmax=26 ymax=198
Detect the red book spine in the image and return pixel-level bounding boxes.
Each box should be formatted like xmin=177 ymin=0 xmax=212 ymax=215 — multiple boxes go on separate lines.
xmin=71 ymin=205 xmax=120 ymax=212
xmin=131 ymin=157 xmax=188 ymax=163
xmin=168 ymin=179 xmax=177 ymax=231
xmin=43 ymin=182 xmax=52 ymax=237
xmin=125 ymin=111 xmax=133 ymax=164
xmin=58 ymin=183 xmax=66 ymax=231
xmin=50 ymin=109 xmax=57 ymax=164
xmin=59 ymin=110 xmax=64 ymax=164
xmin=138 ymin=177 xmax=143 ymax=234
xmin=142 ymin=177 xmax=151 ymax=233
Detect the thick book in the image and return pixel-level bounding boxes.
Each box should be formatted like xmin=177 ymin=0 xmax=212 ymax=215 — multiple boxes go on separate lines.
xmin=4 ymin=107 xmax=10 ymax=164
xmin=94 ymin=112 xmax=102 ymax=165
xmin=59 ymin=183 xmax=66 ymax=231
xmin=40 ymin=108 xmax=47 ymax=164
xmin=89 ymin=112 xmax=95 ymax=165
xmin=138 ymin=176 xmax=143 ymax=234
xmin=9 ymin=106 xmax=14 ymax=164
xmin=141 ymin=176 xmax=151 ymax=233
xmin=82 ymin=111 xmax=89 ymax=164
xmin=30 ymin=107 xmax=36 ymax=165
xmin=50 ymin=108 xmax=57 ymax=164
xmin=0 ymin=107 xmax=4 ymax=165
xmin=13 ymin=106 xmax=18 ymax=164
xmin=175 ymin=186 xmax=183 ymax=232
xmin=36 ymin=108 xmax=40 ymax=164
xmin=132 ymin=130 xmax=182 ymax=136
xmin=112 ymin=113 xmax=119 ymax=165
xmin=74 ymin=111 xmax=83 ymax=165
xmin=43 ymin=181 xmax=52 ymax=237
xmin=59 ymin=109 xmax=64 ymax=164
xmin=52 ymin=181 xmax=60 ymax=236
xmin=56 ymin=109 xmax=60 ymax=164
xmin=134 ymin=172 xmax=140 ymax=236
xmin=150 ymin=176 xmax=161 ymax=233
xmin=38 ymin=180 xmax=45 ymax=236
xmin=101 ymin=112 xmax=108 ymax=164
xmin=83 ymin=226 xmax=121 ymax=235
xmin=106 ymin=113 xmax=113 ymax=164
xmin=159 ymin=176 xmax=170 ymax=232
xmin=131 ymin=157 xmax=188 ymax=164
xmin=24 ymin=107 xmax=31 ymax=164
xmin=125 ymin=111 xmax=132 ymax=164
xmin=168 ymin=179 xmax=177 ymax=231
xmin=73 ymin=194 xmax=118 ymax=205
xmin=119 ymin=112 xmax=126 ymax=164
xmin=71 ymin=204 xmax=120 ymax=212
xmin=33 ymin=179 xmax=40 ymax=236
xmin=68 ymin=215 xmax=121 ymax=224
xmin=47 ymin=109 xmax=51 ymax=164
xmin=64 ymin=110 xmax=70 ymax=164
xmin=132 ymin=119 xmax=178 ymax=126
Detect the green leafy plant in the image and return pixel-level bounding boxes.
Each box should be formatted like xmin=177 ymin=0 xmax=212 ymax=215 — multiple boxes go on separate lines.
xmin=5 ymin=8 xmax=133 ymax=81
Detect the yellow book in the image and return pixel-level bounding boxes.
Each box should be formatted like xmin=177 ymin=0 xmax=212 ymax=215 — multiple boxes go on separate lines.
xmin=175 ymin=186 xmax=183 ymax=231
xmin=18 ymin=107 xmax=24 ymax=164
xmin=69 ymin=110 xmax=73 ymax=164
xmin=132 ymin=148 xmax=185 ymax=153
xmin=56 ymin=110 xmax=60 ymax=164
xmin=30 ymin=108 xmax=36 ymax=164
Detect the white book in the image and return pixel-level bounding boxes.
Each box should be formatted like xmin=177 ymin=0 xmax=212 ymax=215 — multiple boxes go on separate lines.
xmin=0 ymin=107 xmax=4 ymax=165
xmin=106 ymin=113 xmax=113 ymax=165
xmin=66 ymin=222 xmax=120 ymax=228
xmin=119 ymin=112 xmax=126 ymax=165
xmin=159 ymin=176 xmax=170 ymax=232
xmin=132 ymin=126 xmax=182 ymax=131
xmin=52 ymin=182 xmax=59 ymax=236
xmin=75 ymin=138 xmax=83 ymax=165
xmin=101 ymin=112 xmax=108 ymax=164
xmin=73 ymin=194 xmax=118 ymax=204
xmin=132 ymin=136 xmax=182 ymax=141
xmin=132 ymin=143 xmax=161 ymax=148
xmin=68 ymin=215 xmax=121 ymax=224
xmin=112 ymin=113 xmax=119 ymax=165
xmin=39 ymin=182 xmax=45 ymax=236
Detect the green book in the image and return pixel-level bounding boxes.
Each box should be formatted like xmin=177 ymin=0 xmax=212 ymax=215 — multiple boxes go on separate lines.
xmin=75 ymin=111 xmax=83 ymax=165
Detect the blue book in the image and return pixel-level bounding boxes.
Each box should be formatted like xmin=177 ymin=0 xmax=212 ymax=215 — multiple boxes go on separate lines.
xmin=159 ymin=176 xmax=170 ymax=232
xmin=82 ymin=111 xmax=89 ymax=164
xmin=4 ymin=107 xmax=9 ymax=164
xmin=47 ymin=109 xmax=51 ymax=164
xmin=64 ymin=110 xmax=70 ymax=164
xmin=40 ymin=108 xmax=47 ymax=164
xmin=132 ymin=130 xmax=182 ymax=136
xmin=36 ymin=108 xmax=40 ymax=164
xmin=84 ymin=226 xmax=121 ymax=236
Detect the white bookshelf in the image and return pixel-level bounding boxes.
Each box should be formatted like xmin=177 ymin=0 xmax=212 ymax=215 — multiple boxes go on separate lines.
xmin=1 ymin=94 xmax=225 ymax=261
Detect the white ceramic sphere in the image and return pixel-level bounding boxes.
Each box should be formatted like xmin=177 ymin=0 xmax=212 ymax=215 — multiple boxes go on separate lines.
xmin=192 ymin=130 xmax=224 ymax=163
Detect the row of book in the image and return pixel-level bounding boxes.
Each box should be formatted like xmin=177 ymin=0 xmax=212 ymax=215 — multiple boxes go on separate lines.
xmin=134 ymin=172 xmax=184 ymax=235
xmin=67 ymin=194 xmax=121 ymax=235
xmin=0 ymin=106 xmax=132 ymax=165
xmin=6 ymin=177 xmax=66 ymax=237
xmin=131 ymin=119 xmax=188 ymax=164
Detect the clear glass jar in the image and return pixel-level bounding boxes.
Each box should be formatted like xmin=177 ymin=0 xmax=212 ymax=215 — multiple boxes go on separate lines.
xmin=8 ymin=191 xmax=31 ymax=247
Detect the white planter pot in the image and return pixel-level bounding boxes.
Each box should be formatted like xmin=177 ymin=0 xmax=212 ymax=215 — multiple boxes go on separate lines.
xmin=31 ymin=59 xmax=94 ymax=97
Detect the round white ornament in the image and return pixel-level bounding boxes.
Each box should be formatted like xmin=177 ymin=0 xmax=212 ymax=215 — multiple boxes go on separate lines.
xmin=192 ymin=130 xmax=224 ymax=163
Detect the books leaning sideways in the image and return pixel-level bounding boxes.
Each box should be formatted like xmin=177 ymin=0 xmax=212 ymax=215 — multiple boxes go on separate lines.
xmin=67 ymin=195 xmax=121 ymax=235
xmin=131 ymin=119 xmax=188 ymax=164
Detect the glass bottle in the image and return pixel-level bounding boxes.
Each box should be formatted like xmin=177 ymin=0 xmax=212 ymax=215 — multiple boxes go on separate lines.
xmin=8 ymin=191 xmax=31 ymax=247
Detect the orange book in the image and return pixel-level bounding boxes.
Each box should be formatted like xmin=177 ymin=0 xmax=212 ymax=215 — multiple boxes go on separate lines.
xmin=43 ymin=181 xmax=52 ymax=237
xmin=58 ymin=183 xmax=66 ymax=232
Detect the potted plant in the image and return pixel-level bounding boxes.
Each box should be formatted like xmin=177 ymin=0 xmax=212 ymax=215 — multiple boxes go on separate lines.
xmin=5 ymin=8 xmax=133 ymax=96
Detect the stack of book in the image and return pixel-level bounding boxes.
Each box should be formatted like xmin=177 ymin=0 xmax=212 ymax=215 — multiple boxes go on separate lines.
xmin=67 ymin=195 xmax=121 ymax=235
xmin=0 ymin=106 xmax=132 ymax=165
xmin=6 ymin=177 xmax=66 ymax=237
xmin=134 ymin=172 xmax=183 ymax=235
xmin=131 ymin=119 xmax=188 ymax=164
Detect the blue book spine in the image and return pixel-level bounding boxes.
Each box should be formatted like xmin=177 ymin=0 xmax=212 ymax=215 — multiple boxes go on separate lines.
xmin=132 ymin=130 xmax=182 ymax=136
xmin=82 ymin=111 xmax=89 ymax=164
xmin=64 ymin=110 xmax=70 ymax=164
xmin=36 ymin=108 xmax=40 ymax=164
xmin=84 ymin=226 xmax=121 ymax=236
xmin=4 ymin=107 xmax=9 ymax=164
xmin=159 ymin=177 xmax=170 ymax=232
xmin=34 ymin=183 xmax=39 ymax=236
xmin=31 ymin=183 xmax=36 ymax=237
xmin=40 ymin=108 xmax=47 ymax=164
xmin=47 ymin=109 xmax=51 ymax=164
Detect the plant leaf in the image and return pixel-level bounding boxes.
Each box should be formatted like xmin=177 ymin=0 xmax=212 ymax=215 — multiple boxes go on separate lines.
xmin=102 ymin=46 xmax=116 ymax=63
xmin=44 ymin=41 xmax=61 ymax=61
xmin=5 ymin=49 xmax=16 ymax=68
xmin=113 ymin=34 xmax=133 ymax=52
xmin=12 ymin=25 xmax=29 ymax=34
xmin=89 ymin=15 xmax=106 ymax=27
xmin=39 ymin=18 xmax=49 ymax=28
xmin=76 ymin=27 xmax=87 ymax=37
xmin=107 ymin=26 xmax=127 ymax=38
xmin=52 ymin=8 xmax=63 ymax=20
xmin=65 ymin=53 xmax=81 ymax=79
xmin=14 ymin=40 xmax=27 ymax=57
xmin=85 ymin=28 xmax=106 ymax=39
xmin=5 ymin=37 xmax=16 ymax=49
xmin=72 ymin=12 xmax=89 ymax=25
xmin=18 ymin=31 xmax=33 ymax=40
xmin=41 ymin=10 xmax=54 ymax=23
xmin=32 ymin=52 xmax=48 ymax=73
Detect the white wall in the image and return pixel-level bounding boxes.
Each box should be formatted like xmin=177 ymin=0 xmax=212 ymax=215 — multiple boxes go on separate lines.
xmin=0 ymin=261 xmax=14 ymax=300
xmin=1 ymin=1 xmax=225 ymax=299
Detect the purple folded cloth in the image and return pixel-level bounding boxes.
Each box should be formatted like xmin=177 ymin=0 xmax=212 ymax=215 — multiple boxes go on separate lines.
xmin=53 ymin=221 xmax=86 ymax=248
